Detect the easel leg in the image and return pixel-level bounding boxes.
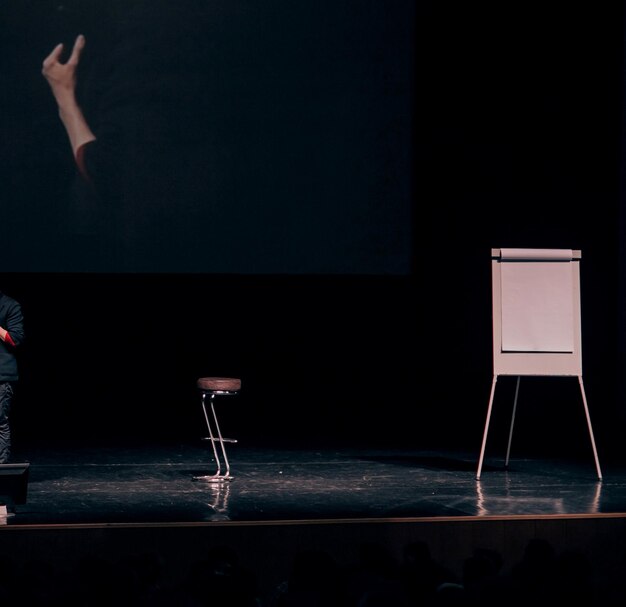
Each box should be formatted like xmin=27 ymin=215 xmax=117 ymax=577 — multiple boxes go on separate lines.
xmin=504 ymin=376 xmax=521 ymax=468
xmin=477 ymin=375 xmax=498 ymax=480
xmin=578 ymin=376 xmax=603 ymax=481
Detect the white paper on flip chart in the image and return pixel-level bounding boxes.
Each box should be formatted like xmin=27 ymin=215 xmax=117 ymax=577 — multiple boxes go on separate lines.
xmin=500 ymin=249 xmax=574 ymax=352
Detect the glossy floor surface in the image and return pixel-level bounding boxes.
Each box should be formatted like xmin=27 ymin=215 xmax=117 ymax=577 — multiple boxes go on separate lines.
xmin=2 ymin=439 xmax=621 ymax=526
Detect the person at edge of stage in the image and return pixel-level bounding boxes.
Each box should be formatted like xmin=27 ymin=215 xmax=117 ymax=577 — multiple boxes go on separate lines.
xmin=0 ymin=289 xmax=25 ymax=467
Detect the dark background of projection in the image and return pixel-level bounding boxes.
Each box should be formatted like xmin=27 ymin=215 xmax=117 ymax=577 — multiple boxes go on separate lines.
xmin=0 ymin=0 xmax=414 ymax=274
xmin=1 ymin=1 xmax=626 ymax=464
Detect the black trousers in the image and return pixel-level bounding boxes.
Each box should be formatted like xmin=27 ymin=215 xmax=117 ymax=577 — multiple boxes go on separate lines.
xmin=0 ymin=382 xmax=14 ymax=464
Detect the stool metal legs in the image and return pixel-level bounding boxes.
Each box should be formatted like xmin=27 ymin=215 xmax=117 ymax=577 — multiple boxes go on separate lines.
xmin=193 ymin=391 xmax=238 ymax=482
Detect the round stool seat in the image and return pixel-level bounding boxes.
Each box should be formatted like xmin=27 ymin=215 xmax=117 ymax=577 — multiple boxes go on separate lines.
xmin=197 ymin=377 xmax=242 ymax=393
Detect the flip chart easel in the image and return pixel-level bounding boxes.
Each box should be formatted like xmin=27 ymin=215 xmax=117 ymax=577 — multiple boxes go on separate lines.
xmin=476 ymin=248 xmax=602 ymax=480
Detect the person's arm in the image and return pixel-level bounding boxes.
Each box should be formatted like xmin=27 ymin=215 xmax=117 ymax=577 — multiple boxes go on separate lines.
xmin=0 ymin=300 xmax=25 ymax=348
xmin=42 ymin=34 xmax=96 ymax=158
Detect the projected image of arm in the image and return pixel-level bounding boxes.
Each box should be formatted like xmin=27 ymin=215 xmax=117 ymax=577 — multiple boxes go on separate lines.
xmin=42 ymin=35 xmax=97 ymax=184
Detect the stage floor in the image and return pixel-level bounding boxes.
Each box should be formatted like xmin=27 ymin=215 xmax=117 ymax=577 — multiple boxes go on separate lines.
xmin=2 ymin=440 xmax=620 ymax=526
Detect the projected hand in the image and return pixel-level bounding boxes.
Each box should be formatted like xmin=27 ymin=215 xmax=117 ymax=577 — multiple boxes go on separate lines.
xmin=42 ymin=34 xmax=85 ymax=108
xmin=42 ymin=34 xmax=95 ymax=157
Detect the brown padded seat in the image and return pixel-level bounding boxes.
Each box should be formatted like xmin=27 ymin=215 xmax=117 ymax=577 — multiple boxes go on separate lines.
xmin=197 ymin=377 xmax=242 ymax=392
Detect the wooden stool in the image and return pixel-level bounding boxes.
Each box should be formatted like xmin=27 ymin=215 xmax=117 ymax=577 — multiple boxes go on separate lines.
xmin=193 ymin=377 xmax=241 ymax=482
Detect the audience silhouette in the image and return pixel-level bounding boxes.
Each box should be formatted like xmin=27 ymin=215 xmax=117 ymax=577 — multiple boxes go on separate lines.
xmin=0 ymin=536 xmax=616 ymax=606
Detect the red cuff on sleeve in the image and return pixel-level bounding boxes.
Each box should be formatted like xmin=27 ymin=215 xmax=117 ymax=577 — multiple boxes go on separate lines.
xmin=4 ymin=332 xmax=15 ymax=347
xmin=75 ymin=143 xmax=93 ymax=183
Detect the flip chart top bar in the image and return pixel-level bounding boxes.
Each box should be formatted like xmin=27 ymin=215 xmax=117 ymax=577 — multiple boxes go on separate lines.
xmin=492 ymin=248 xmax=581 ymax=260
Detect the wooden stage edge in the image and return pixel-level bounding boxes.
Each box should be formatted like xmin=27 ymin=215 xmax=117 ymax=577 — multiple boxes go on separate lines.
xmin=3 ymin=510 xmax=626 ymax=530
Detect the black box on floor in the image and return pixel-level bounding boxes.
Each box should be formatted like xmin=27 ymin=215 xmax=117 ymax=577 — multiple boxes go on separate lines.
xmin=0 ymin=463 xmax=30 ymax=505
